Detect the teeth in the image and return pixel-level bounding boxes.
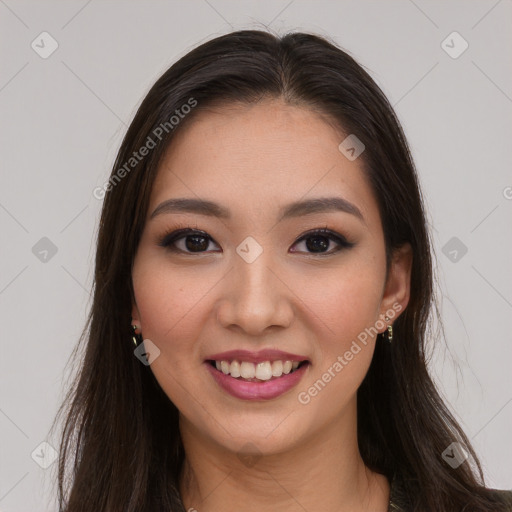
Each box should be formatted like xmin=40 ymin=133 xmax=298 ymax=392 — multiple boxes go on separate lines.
xmin=213 ymin=359 xmax=304 ymax=379
xmin=240 ymin=361 xmax=255 ymax=379
xmin=220 ymin=361 xmax=230 ymax=375
xmin=271 ymin=360 xmax=283 ymax=376
xmin=255 ymin=361 xmax=272 ymax=381
xmin=230 ymin=360 xmax=241 ymax=378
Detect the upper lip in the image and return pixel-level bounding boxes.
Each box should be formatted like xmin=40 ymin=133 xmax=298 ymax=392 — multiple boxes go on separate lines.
xmin=206 ymin=349 xmax=309 ymax=364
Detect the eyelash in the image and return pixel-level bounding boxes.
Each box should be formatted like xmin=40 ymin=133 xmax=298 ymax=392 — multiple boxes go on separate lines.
xmin=157 ymin=224 xmax=355 ymax=256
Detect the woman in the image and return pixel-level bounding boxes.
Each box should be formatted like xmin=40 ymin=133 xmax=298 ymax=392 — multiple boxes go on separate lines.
xmin=51 ymin=30 xmax=512 ymax=511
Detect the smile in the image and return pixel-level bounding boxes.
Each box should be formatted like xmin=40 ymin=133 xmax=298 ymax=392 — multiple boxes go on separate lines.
xmin=209 ymin=359 xmax=305 ymax=381
xmin=204 ymin=350 xmax=311 ymax=400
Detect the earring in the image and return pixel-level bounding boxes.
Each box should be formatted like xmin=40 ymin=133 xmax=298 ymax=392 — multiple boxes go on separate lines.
xmin=384 ymin=316 xmax=393 ymax=343
xmin=131 ymin=324 xmax=143 ymax=347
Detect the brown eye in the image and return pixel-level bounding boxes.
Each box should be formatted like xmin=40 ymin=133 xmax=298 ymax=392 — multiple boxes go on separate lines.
xmin=290 ymin=229 xmax=354 ymax=255
xmin=159 ymin=229 xmax=221 ymax=254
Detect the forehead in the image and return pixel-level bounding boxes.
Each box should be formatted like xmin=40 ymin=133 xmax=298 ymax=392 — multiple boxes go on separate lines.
xmin=149 ymin=99 xmax=378 ymax=226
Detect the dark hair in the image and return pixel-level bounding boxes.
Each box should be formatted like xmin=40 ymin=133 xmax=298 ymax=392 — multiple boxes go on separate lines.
xmin=51 ymin=29 xmax=507 ymax=511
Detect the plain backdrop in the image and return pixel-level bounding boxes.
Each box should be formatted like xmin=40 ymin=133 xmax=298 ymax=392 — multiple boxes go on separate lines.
xmin=1 ymin=1 xmax=511 ymax=510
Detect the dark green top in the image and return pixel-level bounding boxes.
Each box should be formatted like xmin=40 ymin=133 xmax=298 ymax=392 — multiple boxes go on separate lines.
xmin=388 ymin=475 xmax=512 ymax=511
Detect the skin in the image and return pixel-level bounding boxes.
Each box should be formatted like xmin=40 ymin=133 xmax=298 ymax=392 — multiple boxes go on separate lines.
xmin=131 ymin=98 xmax=412 ymax=512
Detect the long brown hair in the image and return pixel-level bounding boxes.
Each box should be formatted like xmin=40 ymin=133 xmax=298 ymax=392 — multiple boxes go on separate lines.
xmin=50 ymin=29 xmax=507 ymax=511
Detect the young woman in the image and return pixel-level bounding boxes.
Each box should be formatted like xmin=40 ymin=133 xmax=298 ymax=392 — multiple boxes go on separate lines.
xmin=51 ymin=30 xmax=512 ymax=511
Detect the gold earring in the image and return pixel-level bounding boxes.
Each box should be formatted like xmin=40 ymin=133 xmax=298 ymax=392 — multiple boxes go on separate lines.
xmin=384 ymin=316 xmax=393 ymax=343
xmin=131 ymin=324 xmax=143 ymax=347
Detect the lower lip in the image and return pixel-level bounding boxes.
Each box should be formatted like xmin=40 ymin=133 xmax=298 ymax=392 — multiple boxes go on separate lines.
xmin=205 ymin=362 xmax=309 ymax=401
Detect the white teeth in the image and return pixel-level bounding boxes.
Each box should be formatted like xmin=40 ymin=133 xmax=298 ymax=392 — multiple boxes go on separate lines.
xmin=240 ymin=361 xmax=255 ymax=379
xmin=255 ymin=361 xmax=273 ymax=381
xmin=220 ymin=361 xmax=230 ymax=375
xmin=230 ymin=360 xmax=241 ymax=378
xmin=213 ymin=359 xmax=304 ymax=379
xmin=271 ymin=360 xmax=283 ymax=376
xmin=283 ymin=361 xmax=293 ymax=374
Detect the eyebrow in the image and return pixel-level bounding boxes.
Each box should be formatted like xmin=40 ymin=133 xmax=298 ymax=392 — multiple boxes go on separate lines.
xmin=150 ymin=196 xmax=365 ymax=223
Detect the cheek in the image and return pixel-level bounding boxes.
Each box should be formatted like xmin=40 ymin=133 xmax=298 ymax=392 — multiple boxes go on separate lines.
xmin=292 ymin=255 xmax=385 ymax=402
xmin=132 ymin=254 xmax=214 ymax=358
xmin=294 ymin=299 xmax=380 ymax=415
xmin=132 ymin=256 xmax=216 ymax=409
xmin=295 ymin=259 xmax=384 ymax=344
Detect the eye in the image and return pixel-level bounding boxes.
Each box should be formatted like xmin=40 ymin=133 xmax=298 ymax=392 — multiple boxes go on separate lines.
xmin=158 ymin=227 xmax=354 ymax=255
xmin=290 ymin=228 xmax=354 ymax=255
xmin=158 ymin=228 xmax=221 ymax=254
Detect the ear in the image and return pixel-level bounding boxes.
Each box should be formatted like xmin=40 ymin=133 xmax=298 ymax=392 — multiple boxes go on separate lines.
xmin=378 ymin=243 xmax=413 ymax=331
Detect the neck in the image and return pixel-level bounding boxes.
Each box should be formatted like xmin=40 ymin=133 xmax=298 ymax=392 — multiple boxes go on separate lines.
xmin=178 ymin=401 xmax=390 ymax=512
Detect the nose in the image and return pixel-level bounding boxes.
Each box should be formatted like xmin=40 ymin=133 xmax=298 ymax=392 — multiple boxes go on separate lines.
xmin=215 ymin=250 xmax=294 ymax=336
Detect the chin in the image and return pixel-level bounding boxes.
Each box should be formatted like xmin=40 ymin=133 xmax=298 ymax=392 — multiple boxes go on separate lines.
xmin=200 ymin=408 xmax=311 ymax=457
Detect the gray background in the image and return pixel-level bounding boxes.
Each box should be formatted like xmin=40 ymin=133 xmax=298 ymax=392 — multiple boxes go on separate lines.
xmin=1 ymin=1 xmax=511 ymax=510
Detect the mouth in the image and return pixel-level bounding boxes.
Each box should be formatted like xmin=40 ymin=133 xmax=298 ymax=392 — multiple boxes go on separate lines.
xmin=204 ymin=353 xmax=311 ymax=400
xmin=206 ymin=359 xmax=310 ymax=382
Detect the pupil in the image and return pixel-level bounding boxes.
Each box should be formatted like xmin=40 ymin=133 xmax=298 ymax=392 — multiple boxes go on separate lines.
xmin=186 ymin=235 xmax=208 ymax=252
xmin=306 ymin=236 xmax=328 ymax=252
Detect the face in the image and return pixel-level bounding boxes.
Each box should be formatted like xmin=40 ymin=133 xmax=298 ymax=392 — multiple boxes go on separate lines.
xmin=131 ymin=98 xmax=411 ymax=457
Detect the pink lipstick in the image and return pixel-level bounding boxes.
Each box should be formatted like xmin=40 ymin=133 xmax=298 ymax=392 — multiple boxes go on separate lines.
xmin=204 ymin=349 xmax=310 ymax=401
